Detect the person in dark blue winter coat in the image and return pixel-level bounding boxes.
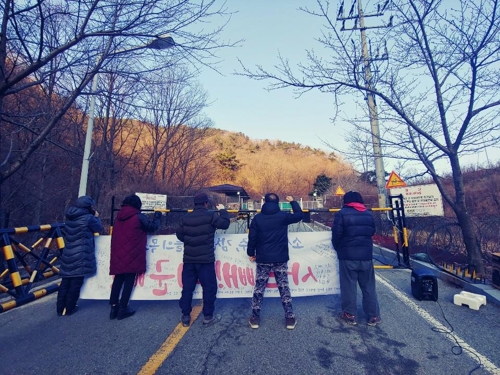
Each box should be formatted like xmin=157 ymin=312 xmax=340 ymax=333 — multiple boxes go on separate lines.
xmin=246 ymin=193 xmax=303 ymax=330
xmin=331 ymin=191 xmax=381 ymax=327
xmin=176 ymin=193 xmax=230 ymax=327
xmin=57 ymin=196 xmax=103 ymax=316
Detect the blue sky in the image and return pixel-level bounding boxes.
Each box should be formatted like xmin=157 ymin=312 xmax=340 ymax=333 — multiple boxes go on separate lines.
xmin=198 ymin=1 xmax=339 ymax=152
xmin=196 ymin=0 xmax=499 ymax=172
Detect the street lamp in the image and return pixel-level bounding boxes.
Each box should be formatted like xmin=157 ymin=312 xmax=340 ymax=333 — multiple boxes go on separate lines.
xmin=237 ymin=191 xmax=241 ymax=209
xmin=78 ymin=34 xmax=175 ymax=197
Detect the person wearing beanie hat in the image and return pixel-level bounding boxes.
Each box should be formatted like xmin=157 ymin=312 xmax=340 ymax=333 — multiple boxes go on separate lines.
xmin=343 ymin=191 xmax=364 ymax=205
xmin=57 ymin=196 xmax=103 ymax=316
xmin=108 ymin=194 xmax=162 ymax=320
xmin=246 ymin=193 xmax=303 ymax=330
xmin=121 ymin=194 xmax=142 ymax=210
xmin=176 ymin=192 xmax=230 ymax=327
xmin=193 ymin=193 xmax=209 ymax=205
xmin=331 ymin=191 xmax=381 ymax=327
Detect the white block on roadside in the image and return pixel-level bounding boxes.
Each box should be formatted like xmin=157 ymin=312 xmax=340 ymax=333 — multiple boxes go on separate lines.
xmin=453 ymin=291 xmax=487 ymax=310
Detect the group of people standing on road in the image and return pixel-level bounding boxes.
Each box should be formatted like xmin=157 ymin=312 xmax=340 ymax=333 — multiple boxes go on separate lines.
xmin=57 ymin=194 xmax=161 ymax=319
xmin=57 ymin=190 xmax=381 ymax=329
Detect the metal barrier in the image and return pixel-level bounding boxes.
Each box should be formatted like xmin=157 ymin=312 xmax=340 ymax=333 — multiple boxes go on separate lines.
xmin=0 ymin=224 xmax=65 ymax=313
xmin=151 ymin=205 xmax=409 ymax=266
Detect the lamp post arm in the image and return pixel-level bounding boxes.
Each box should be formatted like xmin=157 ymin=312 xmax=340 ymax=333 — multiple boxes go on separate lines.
xmin=76 ymin=34 xmax=175 ymax=197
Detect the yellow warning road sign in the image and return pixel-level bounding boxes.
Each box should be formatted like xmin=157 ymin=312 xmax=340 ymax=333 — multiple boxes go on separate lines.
xmin=385 ymin=171 xmax=406 ymax=189
xmin=334 ymin=186 xmax=345 ymax=196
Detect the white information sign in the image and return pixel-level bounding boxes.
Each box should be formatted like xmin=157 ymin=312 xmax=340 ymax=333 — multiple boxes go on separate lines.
xmin=135 ymin=192 xmax=167 ymax=210
xmin=391 ymin=184 xmax=444 ymax=217
xmin=80 ymin=232 xmax=340 ymax=300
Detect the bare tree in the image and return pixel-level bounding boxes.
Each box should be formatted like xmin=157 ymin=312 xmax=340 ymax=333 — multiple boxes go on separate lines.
xmin=133 ymin=67 xmax=214 ymax=187
xmin=165 ymin=126 xmax=217 ymax=194
xmin=237 ymin=0 xmax=500 ymax=275
xmin=326 ymin=127 xmax=375 ymax=181
xmin=0 ymin=0 xmax=236 ymax=187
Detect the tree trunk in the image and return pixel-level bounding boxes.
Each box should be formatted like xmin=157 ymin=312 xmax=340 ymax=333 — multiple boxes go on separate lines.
xmin=449 ymin=154 xmax=484 ymax=276
xmin=455 ymin=205 xmax=483 ymax=275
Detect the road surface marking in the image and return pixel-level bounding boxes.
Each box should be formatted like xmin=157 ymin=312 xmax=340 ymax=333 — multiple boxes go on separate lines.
xmin=137 ymin=303 xmax=203 ymax=375
xmin=377 ymin=274 xmax=500 ymax=374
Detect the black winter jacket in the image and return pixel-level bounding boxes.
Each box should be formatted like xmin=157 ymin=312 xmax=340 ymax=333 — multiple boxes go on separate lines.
xmin=331 ymin=205 xmax=375 ymax=261
xmin=60 ymin=206 xmax=103 ymax=277
xmin=176 ymin=207 xmax=230 ymax=263
xmin=247 ymin=201 xmax=303 ymax=263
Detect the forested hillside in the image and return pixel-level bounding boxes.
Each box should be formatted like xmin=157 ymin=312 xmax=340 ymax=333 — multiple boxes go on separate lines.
xmin=207 ymin=129 xmax=360 ymax=199
xmin=0 ymin=107 xmax=364 ymax=227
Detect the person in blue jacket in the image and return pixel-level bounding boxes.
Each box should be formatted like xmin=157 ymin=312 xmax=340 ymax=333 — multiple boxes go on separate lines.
xmin=57 ymin=195 xmax=103 ymax=316
xmin=247 ymin=193 xmax=303 ymax=330
xmin=331 ymin=191 xmax=381 ymax=326
xmin=176 ymin=193 xmax=230 ymax=327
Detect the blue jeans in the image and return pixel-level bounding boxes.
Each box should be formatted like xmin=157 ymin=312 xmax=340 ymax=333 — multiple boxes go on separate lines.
xmin=179 ymin=263 xmax=217 ymax=317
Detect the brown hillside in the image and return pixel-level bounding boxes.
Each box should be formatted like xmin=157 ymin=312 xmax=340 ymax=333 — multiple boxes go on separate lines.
xmin=205 ymin=129 xmax=355 ymax=199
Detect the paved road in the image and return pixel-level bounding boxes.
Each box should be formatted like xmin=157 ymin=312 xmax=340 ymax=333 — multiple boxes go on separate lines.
xmin=1 ymin=222 xmax=499 ymax=375
xmin=1 ymin=264 xmax=499 ymax=375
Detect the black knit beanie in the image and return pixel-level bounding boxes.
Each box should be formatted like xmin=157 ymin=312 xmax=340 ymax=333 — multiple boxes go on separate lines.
xmin=122 ymin=194 xmax=142 ymax=210
xmin=343 ymin=191 xmax=364 ymax=204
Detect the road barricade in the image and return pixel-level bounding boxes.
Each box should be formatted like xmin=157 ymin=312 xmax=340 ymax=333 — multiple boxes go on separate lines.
xmin=0 ymin=224 xmax=65 ymax=313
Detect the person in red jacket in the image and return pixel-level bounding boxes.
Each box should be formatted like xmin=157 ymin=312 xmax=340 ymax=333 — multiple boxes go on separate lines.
xmin=109 ymin=194 xmax=161 ymax=320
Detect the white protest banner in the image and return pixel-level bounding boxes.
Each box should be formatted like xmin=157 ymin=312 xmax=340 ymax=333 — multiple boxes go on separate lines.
xmin=80 ymin=232 xmax=340 ymax=300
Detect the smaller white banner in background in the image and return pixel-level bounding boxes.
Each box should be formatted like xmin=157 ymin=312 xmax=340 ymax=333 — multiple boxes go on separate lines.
xmin=80 ymin=232 xmax=340 ymax=300
xmin=135 ymin=192 xmax=167 ymax=210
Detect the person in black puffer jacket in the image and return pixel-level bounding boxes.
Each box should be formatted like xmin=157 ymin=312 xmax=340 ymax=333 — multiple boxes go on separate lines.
xmin=246 ymin=193 xmax=303 ymax=330
xmin=176 ymin=193 xmax=230 ymax=327
xmin=57 ymin=195 xmax=103 ymax=316
xmin=331 ymin=191 xmax=381 ymax=327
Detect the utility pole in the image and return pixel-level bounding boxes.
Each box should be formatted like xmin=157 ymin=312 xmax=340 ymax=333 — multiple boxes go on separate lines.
xmin=337 ymin=0 xmax=392 ymax=208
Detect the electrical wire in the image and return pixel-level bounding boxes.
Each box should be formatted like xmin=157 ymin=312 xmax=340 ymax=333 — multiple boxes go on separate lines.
xmin=373 ymin=245 xmax=398 ymax=266
xmin=431 ymin=295 xmax=483 ymax=374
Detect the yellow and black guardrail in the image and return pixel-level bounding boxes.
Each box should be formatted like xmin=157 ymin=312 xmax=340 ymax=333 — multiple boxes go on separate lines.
xmin=0 ymin=223 xmax=65 ymax=313
xmin=116 ymin=193 xmax=410 ymax=269
xmin=0 ymin=194 xmax=410 ymax=314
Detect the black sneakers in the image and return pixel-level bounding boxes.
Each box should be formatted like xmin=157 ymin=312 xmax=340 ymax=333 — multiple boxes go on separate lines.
xmin=203 ymin=315 xmax=220 ymax=327
xmin=117 ymin=307 xmax=135 ymax=320
xmin=181 ymin=314 xmax=191 ymax=327
xmin=110 ymin=305 xmax=119 ymax=320
xmin=367 ymin=316 xmax=382 ymax=326
xmin=248 ymin=316 xmax=260 ymax=329
xmin=286 ymin=317 xmax=297 ymax=330
xmin=338 ymin=311 xmax=357 ymax=325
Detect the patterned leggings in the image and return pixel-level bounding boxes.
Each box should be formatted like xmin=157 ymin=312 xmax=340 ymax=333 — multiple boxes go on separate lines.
xmin=251 ymin=262 xmax=294 ymax=319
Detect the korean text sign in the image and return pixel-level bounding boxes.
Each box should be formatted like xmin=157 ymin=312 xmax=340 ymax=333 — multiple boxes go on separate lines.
xmin=80 ymin=232 xmax=340 ymax=300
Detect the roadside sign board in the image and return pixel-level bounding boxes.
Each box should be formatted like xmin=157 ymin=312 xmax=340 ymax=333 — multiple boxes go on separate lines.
xmin=135 ymin=192 xmax=167 ymax=211
xmin=334 ymin=186 xmax=345 ymax=196
xmin=386 ymin=171 xmax=407 ymax=189
xmin=391 ymin=184 xmax=444 ymax=217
